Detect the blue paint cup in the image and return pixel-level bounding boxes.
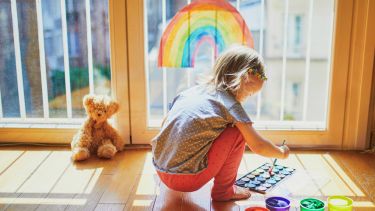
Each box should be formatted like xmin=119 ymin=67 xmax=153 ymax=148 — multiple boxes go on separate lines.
xmin=265 ymin=196 xmax=291 ymax=211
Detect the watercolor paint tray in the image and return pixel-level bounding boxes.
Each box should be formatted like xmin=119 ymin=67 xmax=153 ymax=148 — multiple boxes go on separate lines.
xmin=235 ymin=163 xmax=295 ymax=194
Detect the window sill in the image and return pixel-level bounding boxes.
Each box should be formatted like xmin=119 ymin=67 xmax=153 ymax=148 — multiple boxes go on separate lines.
xmin=0 ymin=122 xmax=80 ymax=144
xmin=0 ymin=118 xmax=118 ymax=143
xmin=0 ymin=118 xmax=116 ymax=129
xmin=0 ymin=122 xmax=81 ymax=129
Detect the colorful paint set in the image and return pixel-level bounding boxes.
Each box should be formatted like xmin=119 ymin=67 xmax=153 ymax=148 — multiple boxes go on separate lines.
xmin=246 ymin=196 xmax=353 ymax=211
xmin=235 ymin=163 xmax=295 ymax=194
xmin=300 ymin=198 xmax=325 ymax=211
xmin=239 ymin=163 xmax=353 ymax=210
xmin=266 ymin=197 xmax=291 ymax=211
xmin=244 ymin=196 xmax=292 ymax=211
xmin=327 ymin=196 xmax=353 ymax=211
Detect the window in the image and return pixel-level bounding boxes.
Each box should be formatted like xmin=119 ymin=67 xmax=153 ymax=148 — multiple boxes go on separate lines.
xmin=145 ymin=0 xmax=335 ymax=129
xmin=287 ymin=14 xmax=304 ymax=56
xmin=0 ymin=0 xmax=111 ymax=122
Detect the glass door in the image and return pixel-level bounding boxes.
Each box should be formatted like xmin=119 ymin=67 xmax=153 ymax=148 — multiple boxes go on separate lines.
xmin=127 ymin=0 xmax=352 ymax=147
xmin=0 ymin=0 xmax=112 ymax=122
xmin=0 ymin=0 xmax=131 ymax=144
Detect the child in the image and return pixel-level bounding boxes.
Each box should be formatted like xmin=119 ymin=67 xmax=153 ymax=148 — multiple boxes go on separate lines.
xmin=151 ymin=45 xmax=289 ymax=201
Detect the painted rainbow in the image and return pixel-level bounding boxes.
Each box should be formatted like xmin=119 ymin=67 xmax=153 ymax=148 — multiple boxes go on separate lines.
xmin=158 ymin=0 xmax=254 ymax=68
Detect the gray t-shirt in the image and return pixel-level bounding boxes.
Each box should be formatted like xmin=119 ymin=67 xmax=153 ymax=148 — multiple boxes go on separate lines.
xmin=151 ymin=85 xmax=252 ymax=174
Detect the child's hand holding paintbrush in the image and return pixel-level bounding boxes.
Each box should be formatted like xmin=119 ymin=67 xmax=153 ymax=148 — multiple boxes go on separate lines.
xmin=269 ymin=140 xmax=289 ymax=174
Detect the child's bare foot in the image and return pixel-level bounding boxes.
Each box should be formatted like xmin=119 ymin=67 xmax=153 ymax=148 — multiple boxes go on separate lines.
xmin=231 ymin=186 xmax=251 ymax=200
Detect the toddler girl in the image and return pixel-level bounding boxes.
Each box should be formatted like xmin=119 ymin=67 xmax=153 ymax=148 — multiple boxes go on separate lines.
xmin=151 ymin=45 xmax=289 ymax=201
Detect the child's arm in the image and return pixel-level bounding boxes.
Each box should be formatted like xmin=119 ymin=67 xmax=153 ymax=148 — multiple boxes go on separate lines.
xmin=235 ymin=122 xmax=289 ymax=159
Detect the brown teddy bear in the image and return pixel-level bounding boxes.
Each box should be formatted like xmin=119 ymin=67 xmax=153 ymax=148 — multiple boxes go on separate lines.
xmin=71 ymin=94 xmax=125 ymax=161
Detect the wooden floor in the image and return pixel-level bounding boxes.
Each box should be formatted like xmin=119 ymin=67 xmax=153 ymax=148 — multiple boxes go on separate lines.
xmin=0 ymin=147 xmax=374 ymax=211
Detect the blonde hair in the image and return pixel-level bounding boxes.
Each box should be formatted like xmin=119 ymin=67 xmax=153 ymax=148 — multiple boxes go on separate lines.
xmin=202 ymin=45 xmax=266 ymax=95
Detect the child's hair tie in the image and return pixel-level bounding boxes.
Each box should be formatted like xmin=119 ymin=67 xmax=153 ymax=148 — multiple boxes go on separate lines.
xmin=249 ymin=68 xmax=268 ymax=81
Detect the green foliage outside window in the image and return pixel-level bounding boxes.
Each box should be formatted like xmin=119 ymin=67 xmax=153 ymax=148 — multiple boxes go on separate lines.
xmin=49 ymin=65 xmax=110 ymax=100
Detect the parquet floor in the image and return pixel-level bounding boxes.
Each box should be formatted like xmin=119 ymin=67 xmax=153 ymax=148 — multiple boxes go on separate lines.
xmin=0 ymin=146 xmax=374 ymax=210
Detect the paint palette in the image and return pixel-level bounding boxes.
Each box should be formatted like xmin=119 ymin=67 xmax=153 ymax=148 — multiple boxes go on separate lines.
xmin=235 ymin=163 xmax=295 ymax=194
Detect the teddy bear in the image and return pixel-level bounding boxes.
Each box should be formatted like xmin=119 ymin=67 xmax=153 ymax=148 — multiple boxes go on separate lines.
xmin=71 ymin=94 xmax=125 ymax=161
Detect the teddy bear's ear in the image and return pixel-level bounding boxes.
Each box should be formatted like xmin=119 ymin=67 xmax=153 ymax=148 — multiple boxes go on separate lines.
xmin=83 ymin=95 xmax=95 ymax=108
xmin=108 ymin=100 xmax=119 ymax=115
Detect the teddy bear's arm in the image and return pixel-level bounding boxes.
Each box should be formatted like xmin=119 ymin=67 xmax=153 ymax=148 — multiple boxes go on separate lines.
xmin=70 ymin=119 xmax=94 ymax=161
xmin=104 ymin=123 xmax=125 ymax=151
xmin=71 ymin=119 xmax=94 ymax=149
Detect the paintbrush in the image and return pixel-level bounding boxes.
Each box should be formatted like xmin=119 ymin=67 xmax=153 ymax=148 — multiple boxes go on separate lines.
xmin=268 ymin=140 xmax=286 ymax=174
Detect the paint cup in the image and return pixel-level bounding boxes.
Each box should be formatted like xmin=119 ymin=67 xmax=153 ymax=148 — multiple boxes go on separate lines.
xmin=300 ymin=198 xmax=325 ymax=211
xmin=245 ymin=207 xmax=270 ymax=211
xmin=265 ymin=196 xmax=290 ymax=211
xmin=328 ymin=196 xmax=353 ymax=211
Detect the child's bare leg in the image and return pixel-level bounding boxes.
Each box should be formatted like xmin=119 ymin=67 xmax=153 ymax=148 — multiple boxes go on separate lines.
xmin=231 ymin=186 xmax=251 ymax=200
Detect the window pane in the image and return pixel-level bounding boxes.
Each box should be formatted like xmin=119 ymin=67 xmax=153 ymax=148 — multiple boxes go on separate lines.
xmin=146 ymin=0 xmax=164 ymax=123
xmin=18 ymin=0 xmax=43 ymax=117
xmin=239 ymin=0 xmax=264 ymax=118
xmin=0 ymin=0 xmax=20 ymax=118
xmin=166 ymin=0 xmax=189 ymax=106
xmin=42 ymin=0 xmax=67 ymax=118
xmin=306 ymin=0 xmax=334 ymax=122
xmin=66 ymin=0 xmax=89 ymax=117
xmin=146 ymin=0 xmax=188 ymax=125
xmin=283 ymin=0 xmax=309 ymax=121
xmin=91 ymin=0 xmax=111 ymax=96
xmin=260 ymin=0 xmax=286 ymax=121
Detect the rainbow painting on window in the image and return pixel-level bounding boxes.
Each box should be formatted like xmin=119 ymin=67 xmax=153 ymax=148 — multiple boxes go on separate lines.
xmin=158 ymin=0 xmax=254 ymax=68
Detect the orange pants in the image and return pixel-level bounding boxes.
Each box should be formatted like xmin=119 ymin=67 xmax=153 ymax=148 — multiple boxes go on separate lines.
xmin=156 ymin=126 xmax=246 ymax=201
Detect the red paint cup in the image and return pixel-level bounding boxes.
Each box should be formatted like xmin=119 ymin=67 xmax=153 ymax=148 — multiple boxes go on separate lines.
xmin=245 ymin=207 xmax=270 ymax=211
